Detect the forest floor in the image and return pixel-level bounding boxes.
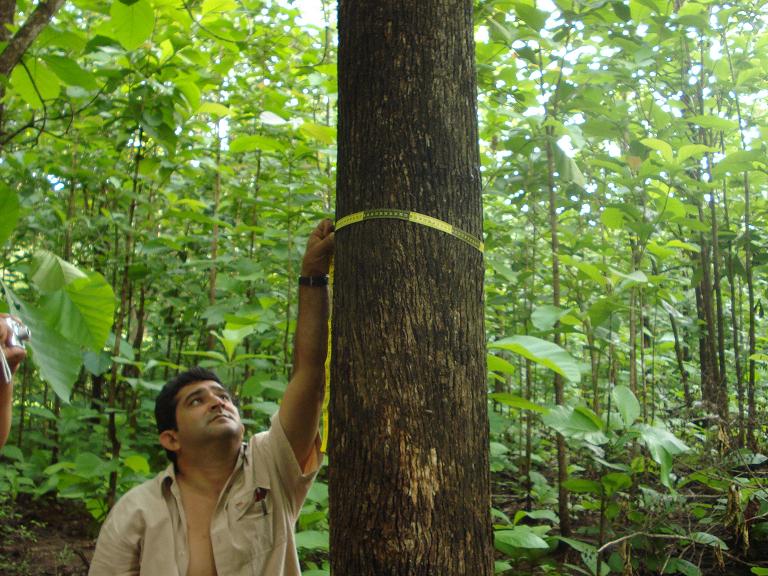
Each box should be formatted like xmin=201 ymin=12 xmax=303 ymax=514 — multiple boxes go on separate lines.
xmin=0 ymin=495 xmax=96 ymax=576
xmin=1 ymin=487 xmax=765 ymax=575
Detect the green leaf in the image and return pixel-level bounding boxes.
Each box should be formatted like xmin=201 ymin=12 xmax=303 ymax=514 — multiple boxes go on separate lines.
xmin=489 ymin=392 xmax=547 ymax=413
xmin=63 ymin=274 xmax=116 ymax=350
xmin=201 ymin=0 xmax=236 ymax=16
xmin=638 ymin=424 xmax=689 ymax=487
xmin=487 ymin=354 xmax=516 ymax=375
xmin=612 ymin=385 xmax=640 ymax=426
xmin=74 ymin=452 xmax=108 ymax=478
xmin=0 ymin=184 xmax=20 ymax=246
xmin=690 ymin=532 xmax=728 ymax=550
xmin=685 ymin=115 xmax=738 ymax=131
xmin=490 ymin=335 xmax=580 ymax=382
xmin=110 ymin=0 xmax=155 ymax=51
xmin=601 ymin=472 xmax=632 ymax=496
xmin=21 ymin=302 xmax=83 ymax=402
xmin=560 ymin=255 xmax=607 ymax=287
xmin=10 ymin=60 xmax=61 ymax=109
xmin=554 ymin=146 xmax=586 ymax=188
xmin=83 ymin=350 xmax=112 ymax=376
xmin=198 ymin=102 xmax=231 ymax=117
xmin=641 ymin=138 xmax=674 ymax=163
xmin=665 ymin=558 xmax=701 ymax=576
xmin=494 ymin=525 xmax=550 ymax=550
xmin=230 ymin=135 xmax=287 ymax=154
xmin=299 ymin=122 xmax=335 ymax=144
xmin=40 ymin=273 xmax=115 ymax=351
xmin=557 ymin=537 xmax=609 ymax=576
xmin=31 ymin=251 xmax=87 ymax=294
xmin=43 ymin=55 xmax=98 ymax=90
xmin=600 ymin=207 xmax=625 ymax=229
xmin=295 ymin=530 xmax=329 ymax=551
xmin=542 ymin=405 xmax=607 ymax=444
xmin=712 ymin=150 xmax=765 ymax=176
xmin=513 ymin=2 xmax=548 ymax=31
xmin=124 ymin=454 xmax=150 ymax=475
xmin=531 ymin=304 xmax=568 ymax=331
xmin=677 ymin=144 xmax=714 ymax=163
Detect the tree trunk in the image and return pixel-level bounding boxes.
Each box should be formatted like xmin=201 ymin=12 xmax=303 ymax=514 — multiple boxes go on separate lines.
xmin=330 ymin=1 xmax=493 ymax=573
xmin=0 ymin=0 xmax=67 ymax=77
xmin=0 ymin=0 xmax=16 ymax=137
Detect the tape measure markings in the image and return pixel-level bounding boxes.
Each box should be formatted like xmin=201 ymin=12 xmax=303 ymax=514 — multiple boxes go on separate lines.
xmin=321 ymin=209 xmax=483 ymax=453
xmin=335 ymin=209 xmax=484 ymax=253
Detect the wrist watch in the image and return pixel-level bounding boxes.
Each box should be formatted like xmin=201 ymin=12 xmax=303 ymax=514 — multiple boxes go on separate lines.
xmin=298 ymin=275 xmax=329 ymax=287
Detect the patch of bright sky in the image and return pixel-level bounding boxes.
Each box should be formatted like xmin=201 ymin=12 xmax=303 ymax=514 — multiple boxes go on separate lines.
xmin=292 ymin=0 xmax=331 ymax=27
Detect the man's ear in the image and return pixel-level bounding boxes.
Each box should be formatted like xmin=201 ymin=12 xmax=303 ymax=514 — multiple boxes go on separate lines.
xmin=159 ymin=430 xmax=179 ymax=453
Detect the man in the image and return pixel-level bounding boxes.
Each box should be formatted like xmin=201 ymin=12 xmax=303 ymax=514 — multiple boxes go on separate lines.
xmin=0 ymin=312 xmax=27 ymax=450
xmin=89 ymin=219 xmax=335 ymax=576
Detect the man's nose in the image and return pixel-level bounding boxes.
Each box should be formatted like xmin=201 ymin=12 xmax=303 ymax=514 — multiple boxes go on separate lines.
xmin=210 ymin=395 xmax=225 ymax=409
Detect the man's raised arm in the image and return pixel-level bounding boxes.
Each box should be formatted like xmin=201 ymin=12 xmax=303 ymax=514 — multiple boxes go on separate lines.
xmin=279 ymin=219 xmax=335 ymax=470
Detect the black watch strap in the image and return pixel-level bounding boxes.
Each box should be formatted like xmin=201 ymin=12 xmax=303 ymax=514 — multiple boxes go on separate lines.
xmin=298 ymin=274 xmax=329 ymax=287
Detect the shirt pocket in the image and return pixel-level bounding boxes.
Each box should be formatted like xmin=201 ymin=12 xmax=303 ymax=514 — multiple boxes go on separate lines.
xmin=228 ymin=487 xmax=275 ymax=563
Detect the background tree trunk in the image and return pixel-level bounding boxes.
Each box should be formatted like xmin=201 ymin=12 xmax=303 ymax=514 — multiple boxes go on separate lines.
xmin=330 ymin=0 xmax=494 ymax=573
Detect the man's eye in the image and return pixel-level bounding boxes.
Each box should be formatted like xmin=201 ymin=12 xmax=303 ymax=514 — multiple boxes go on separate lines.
xmin=190 ymin=398 xmax=202 ymax=405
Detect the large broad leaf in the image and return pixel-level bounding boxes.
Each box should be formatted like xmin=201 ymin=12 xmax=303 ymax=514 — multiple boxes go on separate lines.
xmin=230 ymin=135 xmax=287 ymax=154
xmin=299 ymin=122 xmax=335 ymax=144
xmin=665 ymin=558 xmax=701 ymax=576
xmin=487 ymin=354 xmax=516 ymax=375
xmin=489 ymin=392 xmax=547 ymax=413
xmin=489 ymin=335 xmax=580 ymax=382
xmin=554 ymin=145 xmax=586 ymax=189
xmin=562 ymin=478 xmax=602 ymax=494
xmin=641 ymin=138 xmax=674 ymax=163
xmin=31 ymin=251 xmax=87 ymax=293
xmin=612 ymin=385 xmax=640 ymax=427
xmin=685 ymin=114 xmax=738 ymax=131
xmin=712 ymin=150 xmax=765 ymax=177
xmin=40 ymin=272 xmax=115 ymax=351
xmin=198 ymin=102 xmax=231 ymax=117
xmin=10 ymin=60 xmax=61 ymax=109
xmin=557 ymin=537 xmax=610 ymax=576
xmin=494 ymin=526 xmax=550 ymax=552
xmin=531 ymin=305 xmax=568 ymax=331
xmin=638 ymin=424 xmax=689 ymax=488
xmin=21 ymin=303 xmax=82 ymax=402
xmin=43 ymin=55 xmax=98 ymax=90
xmin=295 ymin=530 xmax=329 ymax=551
xmin=0 ymin=184 xmax=20 ymax=246
xmin=543 ymin=405 xmax=607 ymax=444
xmin=602 ymin=472 xmax=632 ymax=497
xmin=110 ymin=0 xmax=155 ymax=51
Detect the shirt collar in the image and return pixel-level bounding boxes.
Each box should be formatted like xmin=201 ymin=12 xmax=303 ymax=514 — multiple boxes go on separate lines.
xmin=160 ymin=442 xmax=250 ymax=494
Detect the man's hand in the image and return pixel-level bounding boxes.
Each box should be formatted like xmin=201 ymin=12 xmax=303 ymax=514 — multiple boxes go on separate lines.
xmin=0 ymin=313 xmax=27 ymax=385
xmin=301 ymin=219 xmax=335 ymax=277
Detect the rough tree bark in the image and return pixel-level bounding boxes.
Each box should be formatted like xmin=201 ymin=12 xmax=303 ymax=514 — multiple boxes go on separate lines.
xmin=0 ymin=0 xmax=67 ymax=78
xmin=330 ymin=0 xmax=494 ymax=573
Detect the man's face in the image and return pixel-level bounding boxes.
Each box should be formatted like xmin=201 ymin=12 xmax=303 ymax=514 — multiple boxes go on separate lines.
xmin=171 ymin=380 xmax=244 ymax=451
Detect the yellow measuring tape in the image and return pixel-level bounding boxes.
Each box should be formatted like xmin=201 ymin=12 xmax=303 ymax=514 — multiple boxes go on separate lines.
xmin=335 ymin=208 xmax=485 ymax=253
xmin=320 ymin=209 xmax=484 ymax=453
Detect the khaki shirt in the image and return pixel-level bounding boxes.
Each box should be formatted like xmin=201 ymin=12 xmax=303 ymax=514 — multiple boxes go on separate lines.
xmin=89 ymin=412 xmax=321 ymax=576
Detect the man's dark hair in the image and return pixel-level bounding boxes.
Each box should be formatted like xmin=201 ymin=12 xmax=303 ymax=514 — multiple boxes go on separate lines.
xmin=155 ymin=366 xmax=223 ymax=463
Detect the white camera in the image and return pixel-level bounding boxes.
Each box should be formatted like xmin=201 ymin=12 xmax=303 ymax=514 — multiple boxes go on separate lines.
xmin=5 ymin=317 xmax=30 ymax=349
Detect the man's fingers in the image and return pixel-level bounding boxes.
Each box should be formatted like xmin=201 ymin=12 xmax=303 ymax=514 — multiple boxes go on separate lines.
xmin=4 ymin=347 xmax=26 ymax=370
